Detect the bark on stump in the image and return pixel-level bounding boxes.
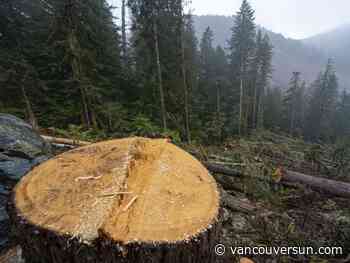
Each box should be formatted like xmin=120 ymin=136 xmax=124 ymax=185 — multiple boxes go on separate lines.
xmin=10 ymin=138 xmax=221 ymax=263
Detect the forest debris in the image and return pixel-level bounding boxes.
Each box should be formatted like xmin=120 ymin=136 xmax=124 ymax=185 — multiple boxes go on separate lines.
xmin=205 ymin=162 xmax=350 ymax=199
xmin=41 ymin=135 xmax=92 ymax=147
xmin=221 ymin=190 xmax=257 ymax=213
xmin=204 ymin=162 xmax=242 ymax=177
xmin=282 ymin=170 xmax=350 ymax=198
xmin=341 ymin=254 xmax=350 ymax=263
xmin=0 ymin=246 xmax=23 ymax=263
xmin=272 ymin=167 xmax=283 ymax=183
xmin=210 ymin=161 xmax=245 ymax=167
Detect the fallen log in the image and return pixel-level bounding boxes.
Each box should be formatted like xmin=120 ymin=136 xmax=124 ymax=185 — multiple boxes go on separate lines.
xmin=213 ymin=174 xmax=245 ymax=192
xmin=205 ymin=162 xmax=350 ymax=199
xmin=221 ymin=190 xmax=257 ymax=214
xmin=282 ymin=170 xmax=350 ymax=198
xmin=10 ymin=138 xmax=221 ymax=263
xmin=204 ymin=162 xmax=242 ymax=177
xmin=40 ymin=135 xmax=92 ymax=147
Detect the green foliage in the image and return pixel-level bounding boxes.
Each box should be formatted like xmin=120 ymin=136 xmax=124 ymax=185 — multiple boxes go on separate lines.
xmin=98 ymin=102 xmax=129 ymax=133
xmin=305 ymin=60 xmax=338 ymax=141
xmin=129 ymin=115 xmax=181 ymax=143
xmin=160 ymin=130 xmax=181 ymax=144
xmin=54 ymin=125 xmax=107 ymax=142
xmin=332 ymin=138 xmax=350 ymax=176
xmin=130 ymin=115 xmax=160 ymax=136
xmin=0 ymin=0 xmax=349 ymax=148
xmin=282 ymin=72 xmax=305 ymax=135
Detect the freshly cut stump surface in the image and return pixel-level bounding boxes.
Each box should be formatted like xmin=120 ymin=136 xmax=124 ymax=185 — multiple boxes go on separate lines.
xmin=11 ymin=138 xmax=221 ymax=263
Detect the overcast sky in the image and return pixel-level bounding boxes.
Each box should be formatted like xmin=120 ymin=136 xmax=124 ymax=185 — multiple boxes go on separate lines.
xmin=109 ymin=0 xmax=350 ymax=39
xmin=190 ymin=0 xmax=350 ymax=39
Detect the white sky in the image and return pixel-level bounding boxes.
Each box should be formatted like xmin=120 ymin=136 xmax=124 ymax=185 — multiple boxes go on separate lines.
xmin=190 ymin=0 xmax=350 ymax=39
xmin=109 ymin=0 xmax=350 ymax=39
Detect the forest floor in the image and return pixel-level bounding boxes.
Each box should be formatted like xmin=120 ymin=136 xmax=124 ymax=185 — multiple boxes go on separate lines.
xmin=185 ymin=131 xmax=350 ymax=263
xmin=1 ymin=131 xmax=350 ymax=263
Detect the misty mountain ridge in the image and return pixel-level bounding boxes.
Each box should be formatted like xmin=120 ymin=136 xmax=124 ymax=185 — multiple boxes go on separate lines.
xmin=193 ymin=15 xmax=350 ymax=90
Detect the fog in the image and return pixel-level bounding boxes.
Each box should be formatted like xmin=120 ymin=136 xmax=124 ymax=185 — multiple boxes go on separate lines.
xmin=109 ymin=0 xmax=350 ymax=39
xmin=190 ymin=0 xmax=350 ymax=39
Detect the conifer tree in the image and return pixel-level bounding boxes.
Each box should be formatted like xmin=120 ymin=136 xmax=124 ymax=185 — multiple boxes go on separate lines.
xmin=305 ymin=59 xmax=338 ymax=141
xmin=228 ymin=0 xmax=256 ymax=136
xmin=283 ymin=72 xmax=303 ymax=135
xmin=263 ymin=87 xmax=283 ymax=130
xmin=198 ymin=27 xmax=216 ymax=118
xmin=250 ymin=30 xmax=273 ymax=130
xmin=180 ymin=1 xmax=191 ymax=143
xmin=335 ymin=90 xmax=350 ymax=138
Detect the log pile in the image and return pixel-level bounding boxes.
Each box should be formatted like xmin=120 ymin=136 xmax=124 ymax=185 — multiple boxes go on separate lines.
xmin=10 ymin=138 xmax=221 ymax=263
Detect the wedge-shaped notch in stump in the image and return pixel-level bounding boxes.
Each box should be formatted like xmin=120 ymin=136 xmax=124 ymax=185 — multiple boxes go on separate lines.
xmin=10 ymin=138 xmax=221 ymax=263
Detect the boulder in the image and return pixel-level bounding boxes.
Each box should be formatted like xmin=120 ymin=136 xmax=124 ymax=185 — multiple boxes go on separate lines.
xmin=0 ymin=114 xmax=51 ymax=181
xmin=0 ymin=114 xmax=51 ymax=250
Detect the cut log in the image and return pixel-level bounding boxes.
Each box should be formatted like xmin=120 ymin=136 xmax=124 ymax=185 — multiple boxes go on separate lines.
xmin=204 ymin=162 xmax=242 ymax=178
xmin=221 ymin=191 xmax=257 ymax=214
xmin=205 ymin=162 xmax=350 ymax=199
xmin=10 ymin=138 xmax=221 ymax=263
xmin=282 ymin=170 xmax=350 ymax=198
xmin=40 ymin=135 xmax=92 ymax=147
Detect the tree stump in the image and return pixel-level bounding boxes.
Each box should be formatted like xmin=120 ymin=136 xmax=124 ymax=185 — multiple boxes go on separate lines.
xmin=10 ymin=138 xmax=221 ymax=263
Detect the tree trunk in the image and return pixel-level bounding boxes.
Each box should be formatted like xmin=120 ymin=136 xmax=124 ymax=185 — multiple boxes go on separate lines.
xmin=121 ymin=0 xmax=127 ymax=64
xmin=10 ymin=138 xmax=221 ymax=263
xmin=21 ymin=71 xmax=38 ymax=130
xmin=216 ymin=81 xmax=221 ymax=116
xmin=181 ymin=17 xmax=191 ymax=143
xmin=68 ymin=27 xmax=92 ymax=129
xmin=257 ymin=87 xmax=264 ymax=130
xmin=282 ymin=170 xmax=350 ymax=198
xmin=154 ymin=21 xmax=167 ymax=131
xmin=79 ymin=85 xmax=91 ymax=128
xmin=216 ymin=80 xmax=222 ymax=140
xmin=252 ymin=84 xmax=258 ymax=130
xmin=239 ymin=77 xmax=243 ymax=136
xmin=205 ymin=162 xmax=350 ymax=199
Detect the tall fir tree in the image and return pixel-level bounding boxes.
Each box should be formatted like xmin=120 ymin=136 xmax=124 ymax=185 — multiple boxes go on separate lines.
xmin=250 ymin=30 xmax=273 ymax=130
xmin=228 ymin=0 xmax=256 ymax=136
xmin=198 ymin=27 xmax=216 ymax=114
xmin=305 ymin=59 xmax=338 ymax=141
xmin=283 ymin=72 xmax=304 ymax=135
xmin=335 ymin=90 xmax=350 ymax=138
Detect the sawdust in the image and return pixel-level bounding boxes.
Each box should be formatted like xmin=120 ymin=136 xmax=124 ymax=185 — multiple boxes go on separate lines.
xmin=14 ymin=138 xmax=220 ymax=244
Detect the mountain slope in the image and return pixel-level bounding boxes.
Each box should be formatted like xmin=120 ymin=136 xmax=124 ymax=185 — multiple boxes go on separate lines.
xmin=302 ymin=24 xmax=350 ymax=89
xmin=193 ymin=15 xmax=349 ymax=90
